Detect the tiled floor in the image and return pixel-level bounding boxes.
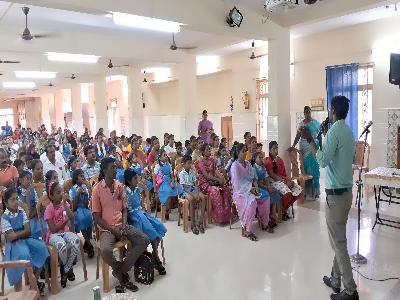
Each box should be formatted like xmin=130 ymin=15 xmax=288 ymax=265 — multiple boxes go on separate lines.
xmin=5 ymin=177 xmax=400 ymax=300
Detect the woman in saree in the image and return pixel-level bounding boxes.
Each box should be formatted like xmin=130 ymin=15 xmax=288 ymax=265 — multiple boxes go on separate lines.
xmin=196 ymin=144 xmax=232 ymax=225
xmin=230 ymin=144 xmax=272 ymax=241
xmin=291 ymin=106 xmax=321 ymax=198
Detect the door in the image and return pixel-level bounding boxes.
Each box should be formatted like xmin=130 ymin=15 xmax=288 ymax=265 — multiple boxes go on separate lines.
xmin=221 ymin=116 xmax=233 ymax=147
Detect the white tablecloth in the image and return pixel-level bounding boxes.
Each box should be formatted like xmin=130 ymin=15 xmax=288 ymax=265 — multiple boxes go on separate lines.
xmin=364 ymin=167 xmax=400 ymax=199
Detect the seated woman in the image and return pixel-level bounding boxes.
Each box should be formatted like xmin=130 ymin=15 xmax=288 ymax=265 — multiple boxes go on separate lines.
xmin=153 ymin=149 xmax=181 ymax=219
xmin=252 ymin=152 xmax=281 ymax=225
xmin=264 ymin=141 xmax=302 ymax=221
xmin=124 ymin=169 xmax=166 ymax=275
xmin=128 ymin=153 xmax=153 ymax=193
xmin=1 ymin=188 xmax=49 ymax=296
xmin=196 ymin=144 xmax=232 ymax=225
xmin=230 ymin=143 xmax=272 ymax=241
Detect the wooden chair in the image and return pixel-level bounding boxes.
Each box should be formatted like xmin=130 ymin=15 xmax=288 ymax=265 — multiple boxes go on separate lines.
xmin=0 ymin=261 xmax=39 ymax=300
xmin=287 ymin=148 xmax=313 ymax=203
xmin=36 ymin=196 xmax=87 ymax=295
xmin=352 ymin=141 xmax=370 ymax=174
xmin=94 ymin=227 xmax=132 ymax=293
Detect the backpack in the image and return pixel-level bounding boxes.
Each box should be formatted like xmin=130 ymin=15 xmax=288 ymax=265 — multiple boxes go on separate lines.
xmin=134 ymin=251 xmax=154 ymax=285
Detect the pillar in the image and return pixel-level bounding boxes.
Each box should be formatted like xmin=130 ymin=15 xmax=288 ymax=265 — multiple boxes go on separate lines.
xmin=178 ymin=56 xmax=198 ymax=141
xmin=40 ymin=94 xmax=51 ymax=131
xmin=268 ymin=33 xmax=291 ymax=167
xmin=54 ymin=89 xmax=64 ymax=129
xmin=71 ymin=84 xmax=84 ymax=135
xmin=127 ymin=69 xmax=144 ymax=137
xmin=93 ymin=76 xmax=109 ymax=136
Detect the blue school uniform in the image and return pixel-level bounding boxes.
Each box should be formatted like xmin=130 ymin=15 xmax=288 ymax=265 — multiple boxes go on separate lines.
xmin=69 ymin=184 xmax=93 ymax=232
xmin=253 ymin=164 xmax=281 ymax=204
xmin=1 ymin=209 xmax=49 ymax=286
xmin=63 ymin=143 xmax=72 ymax=161
xmin=130 ymin=164 xmax=153 ymax=192
xmin=178 ymin=168 xmax=198 ymax=199
xmin=17 ymin=187 xmax=42 ymax=239
xmin=126 ymin=187 xmax=166 ymax=242
xmin=154 ymin=163 xmax=182 ymax=205
xmin=116 ymin=168 xmax=125 ymax=184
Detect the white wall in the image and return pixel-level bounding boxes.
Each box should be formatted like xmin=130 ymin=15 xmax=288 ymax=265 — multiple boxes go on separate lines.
xmin=292 ymin=14 xmax=400 ymax=169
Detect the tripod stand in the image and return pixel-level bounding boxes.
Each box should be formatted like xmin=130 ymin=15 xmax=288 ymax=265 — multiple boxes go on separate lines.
xmin=350 ymin=128 xmax=369 ymax=265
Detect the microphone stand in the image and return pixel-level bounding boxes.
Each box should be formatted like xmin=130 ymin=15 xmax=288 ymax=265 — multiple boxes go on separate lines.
xmin=350 ymin=128 xmax=369 ymax=265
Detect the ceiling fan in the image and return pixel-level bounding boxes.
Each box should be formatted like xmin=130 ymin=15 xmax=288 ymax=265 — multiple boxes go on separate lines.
xmin=169 ymin=33 xmax=197 ymax=51
xmin=42 ymin=82 xmax=54 ymax=87
xmin=249 ymin=41 xmax=267 ymax=60
xmin=65 ymin=73 xmax=77 ymax=80
xmin=21 ymin=7 xmax=51 ymax=40
xmin=0 ymin=59 xmax=20 ymax=64
xmin=107 ymin=59 xmax=129 ymax=69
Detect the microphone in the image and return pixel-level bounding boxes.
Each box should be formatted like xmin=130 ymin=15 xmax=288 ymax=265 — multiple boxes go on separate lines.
xmin=317 ymin=117 xmax=330 ymax=139
xmin=359 ymin=121 xmax=373 ymax=138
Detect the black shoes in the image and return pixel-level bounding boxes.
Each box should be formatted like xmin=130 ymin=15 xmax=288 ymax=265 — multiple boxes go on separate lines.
xmin=330 ymin=290 xmax=359 ymax=300
xmin=323 ymin=276 xmax=341 ymax=294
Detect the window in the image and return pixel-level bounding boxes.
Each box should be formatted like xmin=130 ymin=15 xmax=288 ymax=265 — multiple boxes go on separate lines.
xmin=357 ymin=65 xmax=373 ymax=143
xmin=0 ymin=108 xmax=14 ymax=129
xmin=256 ymin=79 xmax=268 ymax=143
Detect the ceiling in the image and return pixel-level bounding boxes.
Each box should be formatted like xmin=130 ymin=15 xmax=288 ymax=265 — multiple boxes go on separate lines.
xmin=0 ymin=0 xmax=398 ymax=100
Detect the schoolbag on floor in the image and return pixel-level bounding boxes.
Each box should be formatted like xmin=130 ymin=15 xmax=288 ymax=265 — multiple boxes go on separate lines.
xmin=134 ymin=251 xmax=154 ymax=285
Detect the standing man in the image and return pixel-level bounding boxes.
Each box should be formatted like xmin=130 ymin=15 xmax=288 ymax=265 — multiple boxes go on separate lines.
xmin=4 ymin=121 xmax=12 ymax=137
xmin=198 ymin=110 xmax=213 ymax=145
xmin=306 ymin=96 xmax=358 ymax=300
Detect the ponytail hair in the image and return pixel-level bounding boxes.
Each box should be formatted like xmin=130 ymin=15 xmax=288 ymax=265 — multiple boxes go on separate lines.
xmin=233 ymin=143 xmax=245 ymax=161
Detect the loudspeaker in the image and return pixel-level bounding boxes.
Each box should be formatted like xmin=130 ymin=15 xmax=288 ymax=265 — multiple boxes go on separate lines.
xmin=389 ymin=53 xmax=400 ymax=85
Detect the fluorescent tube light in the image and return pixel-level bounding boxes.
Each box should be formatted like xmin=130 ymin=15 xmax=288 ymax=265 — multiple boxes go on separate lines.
xmin=14 ymin=71 xmax=56 ymax=79
xmin=112 ymin=12 xmax=182 ymax=33
xmin=46 ymin=52 xmax=100 ymax=63
xmin=2 ymin=82 xmax=36 ymax=89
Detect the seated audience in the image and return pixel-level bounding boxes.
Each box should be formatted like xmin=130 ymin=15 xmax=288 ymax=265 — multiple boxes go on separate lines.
xmin=81 ymin=145 xmax=100 ymax=180
xmin=264 ymin=141 xmax=302 ymax=221
xmin=196 ymin=144 xmax=232 ymax=225
xmin=179 ymin=155 xmax=207 ymax=235
xmin=92 ymin=157 xmax=149 ymax=293
xmin=230 ymin=144 xmax=272 ymax=242
xmin=44 ymin=180 xmax=80 ymax=288
xmin=0 ymin=148 xmax=19 ymax=189
xmin=124 ymin=169 xmax=167 ymax=275
xmin=69 ymin=169 xmax=94 ymax=258
xmin=42 ymin=145 xmax=68 ymax=185
xmin=1 ymin=188 xmax=49 ymax=296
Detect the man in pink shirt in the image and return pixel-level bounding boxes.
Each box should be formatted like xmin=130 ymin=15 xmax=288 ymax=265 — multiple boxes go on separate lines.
xmin=92 ymin=157 xmax=149 ymax=292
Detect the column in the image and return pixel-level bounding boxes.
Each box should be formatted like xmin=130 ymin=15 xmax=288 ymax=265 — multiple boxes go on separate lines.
xmin=93 ymin=76 xmax=109 ymax=136
xmin=178 ymin=56 xmax=198 ymax=141
xmin=54 ymin=89 xmax=65 ymax=129
xmin=71 ymin=84 xmax=84 ymax=135
xmin=40 ymin=94 xmax=51 ymax=131
xmin=127 ymin=69 xmax=144 ymax=137
xmin=48 ymin=93 xmax=55 ymax=128
xmin=268 ymin=33 xmax=291 ymax=167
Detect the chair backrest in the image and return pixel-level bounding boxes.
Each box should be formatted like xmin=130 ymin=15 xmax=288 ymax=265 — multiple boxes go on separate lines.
xmin=287 ymin=148 xmax=301 ymax=178
xmin=354 ymin=141 xmax=370 ymax=168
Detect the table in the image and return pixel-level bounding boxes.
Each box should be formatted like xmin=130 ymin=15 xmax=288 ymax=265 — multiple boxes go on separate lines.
xmin=364 ymin=167 xmax=400 ymax=230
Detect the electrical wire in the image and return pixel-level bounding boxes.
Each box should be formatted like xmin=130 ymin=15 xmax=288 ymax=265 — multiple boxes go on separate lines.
xmin=352 ymin=267 xmax=399 ymax=282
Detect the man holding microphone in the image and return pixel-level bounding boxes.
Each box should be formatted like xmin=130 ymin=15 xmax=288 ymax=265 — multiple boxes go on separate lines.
xmin=304 ymin=96 xmax=358 ymax=300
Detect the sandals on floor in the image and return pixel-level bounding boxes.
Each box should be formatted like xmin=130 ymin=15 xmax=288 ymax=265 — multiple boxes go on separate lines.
xmin=115 ymin=284 xmax=126 ymax=293
xmin=67 ymin=268 xmax=75 ymax=281
xmin=37 ymin=281 xmax=45 ymax=296
xmin=191 ymin=225 xmax=199 ymax=235
xmin=199 ymin=224 xmax=205 ymax=234
xmin=244 ymin=232 xmax=258 ymax=241
xmin=155 ymin=261 xmax=167 ymax=275
xmin=124 ymin=281 xmax=139 ymax=292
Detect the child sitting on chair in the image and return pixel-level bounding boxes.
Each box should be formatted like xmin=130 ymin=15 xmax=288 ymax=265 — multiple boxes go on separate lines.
xmin=1 ymin=188 xmax=49 ymax=296
xmin=68 ymin=169 xmax=94 ymax=258
xmin=17 ymin=170 xmax=43 ymax=239
xmin=124 ymin=169 xmax=167 ymax=275
xmin=44 ymin=180 xmax=80 ymax=288
xmin=179 ymin=155 xmax=207 ymax=235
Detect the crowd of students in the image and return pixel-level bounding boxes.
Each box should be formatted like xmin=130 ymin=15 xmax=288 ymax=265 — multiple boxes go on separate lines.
xmin=0 ymin=123 xmax=307 ymax=295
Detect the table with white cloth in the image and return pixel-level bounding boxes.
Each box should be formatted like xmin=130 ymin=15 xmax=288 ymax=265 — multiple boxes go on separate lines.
xmin=364 ymin=167 xmax=400 ymax=230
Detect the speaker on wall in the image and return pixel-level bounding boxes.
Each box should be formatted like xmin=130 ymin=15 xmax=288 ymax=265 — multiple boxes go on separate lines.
xmin=389 ymin=53 xmax=400 ymax=85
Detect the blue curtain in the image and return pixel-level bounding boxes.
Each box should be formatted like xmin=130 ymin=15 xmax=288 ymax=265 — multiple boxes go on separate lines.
xmin=326 ymin=63 xmax=359 ymax=140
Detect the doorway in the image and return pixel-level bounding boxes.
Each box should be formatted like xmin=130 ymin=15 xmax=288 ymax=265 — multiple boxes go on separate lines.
xmin=221 ymin=116 xmax=233 ymax=147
